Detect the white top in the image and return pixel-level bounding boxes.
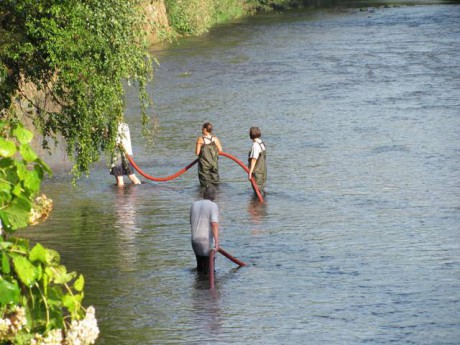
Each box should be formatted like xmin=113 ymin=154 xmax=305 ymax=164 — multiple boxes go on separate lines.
xmin=190 ymin=199 xmax=219 ymax=255
xmin=249 ymin=138 xmax=265 ymax=160
xmin=116 ymin=122 xmax=133 ymax=156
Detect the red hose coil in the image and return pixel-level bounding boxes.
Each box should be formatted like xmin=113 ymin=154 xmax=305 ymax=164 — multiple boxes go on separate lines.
xmin=127 ymin=155 xmax=198 ymax=182
xmin=126 ymin=152 xmax=264 ymax=203
xmin=218 ymin=151 xmax=264 ymax=203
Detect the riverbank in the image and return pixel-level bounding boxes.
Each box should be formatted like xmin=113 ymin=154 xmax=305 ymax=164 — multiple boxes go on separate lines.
xmin=141 ymin=0 xmax=460 ymax=45
xmin=142 ymin=0 xmax=308 ymax=45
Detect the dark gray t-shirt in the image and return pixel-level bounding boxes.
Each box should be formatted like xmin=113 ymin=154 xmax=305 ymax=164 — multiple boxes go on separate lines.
xmin=190 ymin=199 xmax=219 ymax=256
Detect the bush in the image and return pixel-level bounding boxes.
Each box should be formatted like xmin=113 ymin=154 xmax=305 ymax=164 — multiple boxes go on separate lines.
xmin=0 ymin=119 xmax=99 ymax=345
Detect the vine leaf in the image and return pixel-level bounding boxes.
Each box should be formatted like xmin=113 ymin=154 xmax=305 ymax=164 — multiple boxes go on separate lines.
xmin=20 ymin=143 xmax=38 ymax=162
xmin=52 ymin=265 xmax=76 ymax=284
xmin=13 ymin=126 xmax=33 ymax=144
xmin=30 ymin=243 xmax=48 ymax=264
xmin=45 ymin=248 xmax=61 ymax=266
xmin=0 ymin=278 xmax=20 ymax=305
xmin=62 ymin=292 xmax=83 ymax=315
xmin=2 ymin=251 xmax=11 ymax=274
xmin=0 ymin=138 xmax=17 ymax=157
xmin=74 ymin=274 xmax=85 ymax=292
xmin=12 ymin=255 xmax=38 ymax=287
xmin=0 ymin=196 xmax=31 ymax=230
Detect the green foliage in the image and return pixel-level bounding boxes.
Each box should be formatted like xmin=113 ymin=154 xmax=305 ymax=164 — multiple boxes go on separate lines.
xmin=164 ymin=0 xmax=205 ymax=35
xmin=0 ymin=238 xmax=97 ymax=343
xmin=244 ymin=0 xmax=302 ymax=11
xmin=163 ymin=0 xmax=308 ymax=37
xmin=0 ymin=119 xmax=98 ymax=344
xmin=164 ymin=0 xmax=245 ymax=36
xmin=0 ymin=120 xmax=51 ymax=234
xmin=213 ymin=0 xmax=246 ymax=24
xmin=0 ymin=0 xmax=153 ymax=176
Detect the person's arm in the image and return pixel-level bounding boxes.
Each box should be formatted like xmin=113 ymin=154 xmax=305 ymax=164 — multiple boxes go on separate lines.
xmin=215 ymin=137 xmax=223 ymax=153
xmin=248 ymin=158 xmax=257 ymax=180
xmin=195 ymin=137 xmax=203 ymax=156
xmin=211 ymin=222 xmax=219 ymax=250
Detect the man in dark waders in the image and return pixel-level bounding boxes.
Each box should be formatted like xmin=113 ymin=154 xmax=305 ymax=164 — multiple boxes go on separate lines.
xmin=190 ymin=186 xmax=219 ymax=274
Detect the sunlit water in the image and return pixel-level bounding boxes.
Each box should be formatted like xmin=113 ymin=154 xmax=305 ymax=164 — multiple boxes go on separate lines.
xmin=25 ymin=2 xmax=459 ymax=344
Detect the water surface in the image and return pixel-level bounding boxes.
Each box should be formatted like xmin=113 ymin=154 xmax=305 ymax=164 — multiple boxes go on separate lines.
xmin=28 ymin=2 xmax=460 ymax=344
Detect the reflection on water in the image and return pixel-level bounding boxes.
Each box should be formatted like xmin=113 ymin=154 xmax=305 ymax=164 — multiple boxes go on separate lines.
xmin=114 ymin=187 xmax=141 ymax=270
xmin=247 ymin=198 xmax=268 ymax=235
xmin=24 ymin=2 xmax=460 ymax=344
xmin=191 ymin=282 xmax=223 ymax=336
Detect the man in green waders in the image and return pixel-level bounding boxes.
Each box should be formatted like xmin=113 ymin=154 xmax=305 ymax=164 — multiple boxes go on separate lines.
xmin=248 ymin=126 xmax=267 ymax=196
xmin=195 ymin=122 xmax=223 ymax=187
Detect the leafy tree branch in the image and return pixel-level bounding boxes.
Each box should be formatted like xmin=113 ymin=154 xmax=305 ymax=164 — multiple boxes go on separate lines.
xmin=1 ymin=0 xmax=153 ymax=176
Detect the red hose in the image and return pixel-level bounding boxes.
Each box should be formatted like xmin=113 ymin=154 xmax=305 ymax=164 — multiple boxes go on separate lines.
xmin=127 ymin=152 xmax=264 ymax=203
xmin=209 ymin=249 xmax=216 ymax=290
xmin=218 ymin=152 xmax=264 ymax=203
xmin=218 ymin=247 xmax=246 ymax=267
xmin=127 ymin=155 xmax=198 ymax=182
xmin=209 ymin=247 xmax=246 ymax=290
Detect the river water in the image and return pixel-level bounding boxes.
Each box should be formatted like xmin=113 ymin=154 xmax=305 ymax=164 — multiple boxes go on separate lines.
xmin=26 ymin=1 xmax=459 ymax=344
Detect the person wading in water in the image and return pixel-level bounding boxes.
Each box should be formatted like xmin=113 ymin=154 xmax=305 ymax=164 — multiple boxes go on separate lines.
xmin=110 ymin=122 xmax=141 ymax=186
xmin=195 ymin=122 xmax=223 ymax=187
xmin=248 ymin=126 xmax=267 ymax=196
xmin=190 ymin=185 xmax=220 ymax=274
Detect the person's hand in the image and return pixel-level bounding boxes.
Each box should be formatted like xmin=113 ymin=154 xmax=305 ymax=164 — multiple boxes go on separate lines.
xmin=248 ymin=172 xmax=252 ymax=180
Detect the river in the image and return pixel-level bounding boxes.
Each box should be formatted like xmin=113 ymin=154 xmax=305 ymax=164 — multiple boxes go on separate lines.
xmin=27 ymin=1 xmax=459 ymax=344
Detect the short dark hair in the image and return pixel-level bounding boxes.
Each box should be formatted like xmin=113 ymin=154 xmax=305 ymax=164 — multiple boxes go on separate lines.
xmin=249 ymin=127 xmax=261 ymax=139
xmin=202 ymin=122 xmax=213 ymax=133
xmin=203 ymin=185 xmax=216 ymax=201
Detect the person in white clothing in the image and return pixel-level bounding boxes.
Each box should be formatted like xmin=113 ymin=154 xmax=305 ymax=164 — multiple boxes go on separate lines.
xmin=110 ymin=122 xmax=141 ymax=186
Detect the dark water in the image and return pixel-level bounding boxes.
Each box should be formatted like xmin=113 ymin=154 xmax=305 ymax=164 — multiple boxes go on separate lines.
xmin=26 ymin=2 xmax=459 ymax=344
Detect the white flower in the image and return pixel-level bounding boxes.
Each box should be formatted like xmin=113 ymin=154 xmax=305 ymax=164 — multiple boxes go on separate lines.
xmin=31 ymin=329 xmax=64 ymax=345
xmin=0 ymin=318 xmax=12 ymax=338
xmin=64 ymin=306 xmax=100 ymax=345
xmin=0 ymin=306 xmax=28 ymax=339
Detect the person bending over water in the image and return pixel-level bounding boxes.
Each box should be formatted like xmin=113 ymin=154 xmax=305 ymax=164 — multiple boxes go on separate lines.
xmin=195 ymin=122 xmax=222 ymax=187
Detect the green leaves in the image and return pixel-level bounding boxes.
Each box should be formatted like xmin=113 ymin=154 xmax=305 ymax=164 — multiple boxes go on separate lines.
xmin=0 ymin=120 xmax=51 ymax=233
xmin=48 ymin=265 xmax=76 ymax=285
xmin=0 ymin=196 xmax=31 ymax=230
xmin=12 ymin=255 xmax=39 ymax=287
xmin=19 ymin=144 xmax=38 ymax=162
xmin=0 ymin=278 xmax=20 ymax=305
xmin=0 ymin=138 xmax=17 ymax=157
xmin=1 ymin=0 xmax=153 ymax=177
xmin=0 ymin=119 xmax=93 ymax=341
xmin=1 ymin=238 xmax=89 ymax=336
xmin=74 ymin=274 xmax=85 ymax=292
xmin=2 ymin=250 xmax=11 ymax=273
xmin=13 ymin=126 xmax=34 ymax=144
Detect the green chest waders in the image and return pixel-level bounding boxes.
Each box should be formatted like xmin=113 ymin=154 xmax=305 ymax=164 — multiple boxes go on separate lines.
xmin=248 ymin=143 xmax=267 ymax=195
xmin=198 ymin=137 xmax=219 ymax=187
